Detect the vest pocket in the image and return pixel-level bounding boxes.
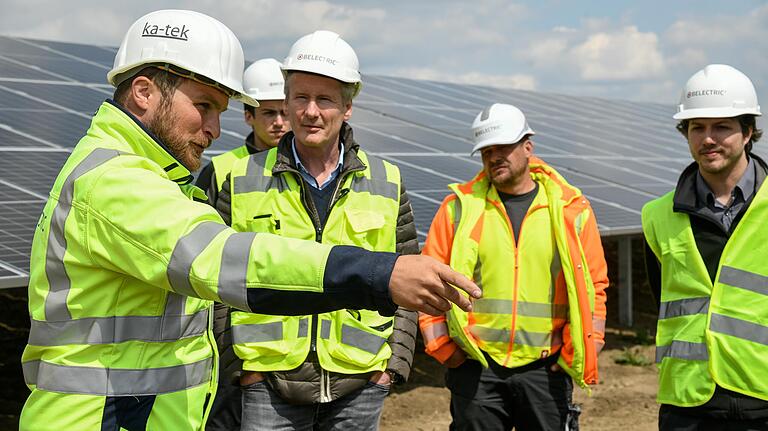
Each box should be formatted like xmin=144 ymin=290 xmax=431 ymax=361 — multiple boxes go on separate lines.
xmin=246 ymin=214 xmax=280 ymax=234
xmin=319 ymin=311 xmax=392 ymax=370
xmin=342 ymin=208 xmax=388 ymax=249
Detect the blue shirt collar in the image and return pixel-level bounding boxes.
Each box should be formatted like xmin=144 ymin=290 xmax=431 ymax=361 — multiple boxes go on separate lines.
xmin=291 ymin=137 xmax=345 ymax=190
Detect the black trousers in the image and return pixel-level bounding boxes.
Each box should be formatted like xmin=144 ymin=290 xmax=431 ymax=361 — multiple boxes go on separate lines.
xmin=660 ymin=386 xmax=768 ymax=431
xmin=446 ymin=355 xmax=575 ymax=431
xmin=206 ymin=379 xmax=242 ymax=431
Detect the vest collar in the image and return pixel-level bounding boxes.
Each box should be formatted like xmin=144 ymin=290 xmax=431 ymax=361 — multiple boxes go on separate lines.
xmin=98 ymin=100 xmax=194 ymax=184
xmin=672 ymin=153 xmax=768 ymax=215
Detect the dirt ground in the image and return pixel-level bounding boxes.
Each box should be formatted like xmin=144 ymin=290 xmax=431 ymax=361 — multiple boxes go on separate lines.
xmin=0 ymin=237 xmax=662 ymax=430
xmin=380 ymin=331 xmax=658 ymax=431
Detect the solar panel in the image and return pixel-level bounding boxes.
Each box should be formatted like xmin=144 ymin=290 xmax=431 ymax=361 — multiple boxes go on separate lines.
xmin=0 ymin=34 xmax=691 ymax=288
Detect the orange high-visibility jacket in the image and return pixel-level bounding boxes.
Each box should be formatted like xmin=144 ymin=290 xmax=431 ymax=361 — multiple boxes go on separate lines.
xmin=419 ymin=157 xmax=608 ymax=386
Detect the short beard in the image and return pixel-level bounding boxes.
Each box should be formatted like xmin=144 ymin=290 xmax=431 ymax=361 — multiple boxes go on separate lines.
xmin=145 ymin=99 xmax=200 ymax=171
xmin=487 ymin=162 xmax=527 ymax=190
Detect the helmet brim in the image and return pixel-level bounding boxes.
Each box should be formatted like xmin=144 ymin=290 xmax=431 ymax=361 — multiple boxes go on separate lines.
xmin=673 ymin=106 xmax=762 ymax=120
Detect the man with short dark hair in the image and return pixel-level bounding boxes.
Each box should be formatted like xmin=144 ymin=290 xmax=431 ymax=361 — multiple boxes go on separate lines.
xmin=643 ymin=64 xmax=768 ymax=430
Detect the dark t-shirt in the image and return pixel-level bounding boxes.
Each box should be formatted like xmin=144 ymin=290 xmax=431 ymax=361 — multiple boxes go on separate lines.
xmin=497 ymin=182 xmax=539 ymax=244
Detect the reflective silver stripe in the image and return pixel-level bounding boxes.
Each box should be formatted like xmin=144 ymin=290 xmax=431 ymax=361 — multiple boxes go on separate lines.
xmin=341 ymin=324 xmax=387 ymax=355
xmin=472 ymin=299 xmax=567 ymax=318
xmin=218 ymin=231 xmax=257 ymax=312
xmin=317 ymin=321 xmax=388 ymax=355
xmin=514 ymin=330 xmax=551 ymax=347
xmin=655 ymin=340 xmax=708 ymax=363
xmin=298 ymin=318 xmax=309 ymax=338
xmin=321 ymin=320 xmax=331 ymax=340
xmin=45 ymin=148 xmax=122 ymax=321
xmin=710 ymin=313 xmax=768 ymax=346
xmin=719 ymin=266 xmax=768 ymax=296
xmin=232 ymin=321 xmax=283 ymax=343
xmin=518 ymin=301 xmax=567 ymax=319
xmin=470 ymin=326 xmax=552 ymax=347
xmin=167 ymin=222 xmax=228 ymax=297
xmin=23 ymin=357 xmax=212 ymax=395
xmin=163 ymin=292 xmax=187 ymax=337
xmin=659 ymin=297 xmax=710 ymax=319
xmin=470 ymin=326 xmax=509 ymax=343
xmin=27 ymin=309 xmax=209 ymax=346
xmin=452 ymin=198 xmax=462 ymax=237
xmin=473 ymin=298 xmax=510 ymax=314
xmin=233 ymin=175 xmax=280 ymax=194
xmin=233 ymin=152 xmax=288 ymax=194
xmin=422 ymin=323 xmax=449 ymax=341
xmin=353 ymin=157 xmax=398 ymax=201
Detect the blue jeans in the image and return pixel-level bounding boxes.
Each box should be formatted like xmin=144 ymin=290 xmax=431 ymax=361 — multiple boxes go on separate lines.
xmin=240 ymin=380 xmax=389 ymax=431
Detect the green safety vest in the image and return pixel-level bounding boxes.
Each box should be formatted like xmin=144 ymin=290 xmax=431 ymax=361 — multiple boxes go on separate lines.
xmin=643 ymin=182 xmax=768 ymax=406
xmin=445 ymin=160 xmax=599 ymax=388
xmin=20 ymin=101 xmax=332 ymax=431
xmin=227 ymin=147 xmax=400 ymax=374
xmin=211 ymin=145 xmax=250 ymax=192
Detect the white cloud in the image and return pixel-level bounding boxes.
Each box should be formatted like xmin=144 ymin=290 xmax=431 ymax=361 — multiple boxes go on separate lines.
xmin=572 ymin=26 xmax=664 ymax=80
xmin=389 ymin=67 xmax=536 ymax=90
xmin=528 ymin=24 xmax=665 ymax=81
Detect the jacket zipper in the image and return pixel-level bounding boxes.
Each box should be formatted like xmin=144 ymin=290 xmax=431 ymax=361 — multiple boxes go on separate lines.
xmin=294 ymin=166 xmax=357 ymax=403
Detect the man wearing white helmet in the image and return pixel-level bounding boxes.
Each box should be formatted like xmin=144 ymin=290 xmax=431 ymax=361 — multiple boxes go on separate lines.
xmin=643 ymin=64 xmax=768 ymax=429
xmin=212 ymin=30 xmax=419 ymax=430
xmin=419 ymin=103 xmax=608 ymax=430
xmin=18 ymin=11 xmax=480 ymax=431
xmin=197 ymin=58 xmax=291 ymax=431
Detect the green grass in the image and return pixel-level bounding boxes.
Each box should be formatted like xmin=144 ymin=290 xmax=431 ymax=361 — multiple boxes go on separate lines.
xmin=614 ymin=347 xmax=653 ymax=367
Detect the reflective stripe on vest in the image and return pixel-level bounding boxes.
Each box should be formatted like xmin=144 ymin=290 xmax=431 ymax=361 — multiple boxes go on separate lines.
xmin=45 ymin=148 xmax=122 ymax=321
xmin=232 ymin=318 xmax=310 ymax=343
xmin=643 ymin=192 xmax=715 ymax=406
xmin=319 ymin=320 xmax=388 ymax=356
xmin=644 ymin=182 xmax=768 ymax=405
xmin=23 ymin=357 xmax=212 ymax=396
xmin=444 ymin=166 xmax=597 ymax=387
xmin=228 ymin=147 xmax=399 ymax=374
xmin=27 ymin=309 xmax=209 ymax=346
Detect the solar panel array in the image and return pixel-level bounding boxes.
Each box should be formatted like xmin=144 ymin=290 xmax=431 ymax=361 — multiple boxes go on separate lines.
xmin=1 ymin=35 xmax=731 ymax=289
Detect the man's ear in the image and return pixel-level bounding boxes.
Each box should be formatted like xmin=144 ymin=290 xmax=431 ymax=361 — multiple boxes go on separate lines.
xmin=129 ymin=76 xmax=155 ymax=113
xmin=343 ymin=102 xmax=353 ymax=121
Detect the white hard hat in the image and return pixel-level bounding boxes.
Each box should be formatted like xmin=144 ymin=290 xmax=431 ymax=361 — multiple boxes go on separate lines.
xmin=673 ymin=64 xmax=761 ymax=120
xmin=282 ymin=30 xmax=361 ymax=98
xmin=107 ymin=9 xmax=258 ymax=107
xmin=243 ymin=58 xmax=285 ymax=101
xmin=471 ymin=103 xmax=535 ymax=154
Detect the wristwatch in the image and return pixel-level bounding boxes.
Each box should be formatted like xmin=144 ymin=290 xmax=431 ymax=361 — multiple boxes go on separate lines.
xmin=385 ymin=369 xmax=401 ymax=385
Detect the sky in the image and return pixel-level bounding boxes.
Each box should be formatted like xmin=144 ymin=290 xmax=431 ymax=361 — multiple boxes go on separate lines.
xmin=1 ymin=0 xmax=767 ymax=108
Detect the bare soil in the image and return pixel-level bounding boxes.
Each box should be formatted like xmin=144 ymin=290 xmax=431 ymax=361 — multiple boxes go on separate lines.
xmin=380 ymin=332 xmax=659 ymax=431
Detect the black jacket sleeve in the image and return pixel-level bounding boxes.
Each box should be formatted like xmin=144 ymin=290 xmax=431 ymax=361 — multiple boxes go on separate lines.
xmin=386 ymin=182 xmax=419 ymax=383
xmin=195 ymin=160 xmax=215 ymax=197
xmin=644 ymin=239 xmax=662 ymax=310
xmin=246 ymin=246 xmax=399 ymax=316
